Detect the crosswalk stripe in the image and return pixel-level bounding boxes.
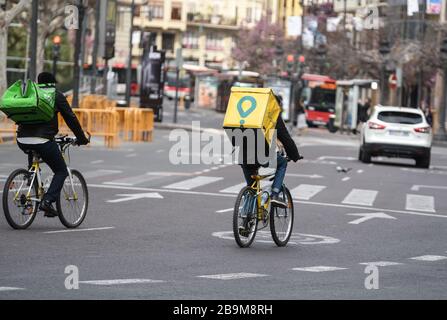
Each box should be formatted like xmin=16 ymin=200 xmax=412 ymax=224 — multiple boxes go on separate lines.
xmin=79 ymin=279 xmax=165 ymax=286
xmin=342 ymin=189 xmax=378 ymax=206
xmin=359 ymin=261 xmax=403 ymax=267
xmin=290 ymin=184 xmax=326 ymax=200
xmin=410 ymin=255 xmax=447 ymax=262
xmin=164 ymin=176 xmax=224 ymax=190
xmin=0 ymin=287 xmax=25 ymax=291
xmin=406 ymin=194 xmax=435 ymax=213
xmin=197 ymin=273 xmax=268 ymax=280
xmin=82 ymin=170 xmax=122 ymax=179
xmin=292 ymin=266 xmax=348 ymax=272
xmin=104 ymin=174 xmax=162 ymax=186
xmin=220 ymin=183 xmax=246 ymax=194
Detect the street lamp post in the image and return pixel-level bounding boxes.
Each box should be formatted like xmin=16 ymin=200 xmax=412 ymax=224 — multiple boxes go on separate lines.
xmin=125 ymin=0 xmax=136 ymax=107
xmin=28 ymin=0 xmax=38 ymax=81
xmin=379 ymin=39 xmax=390 ymax=105
xmin=436 ymin=35 xmax=447 ymax=140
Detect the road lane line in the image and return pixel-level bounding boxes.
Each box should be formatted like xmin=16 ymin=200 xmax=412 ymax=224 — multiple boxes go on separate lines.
xmin=197 ymin=273 xmax=268 ymax=280
xmin=290 ymin=184 xmax=326 ymax=200
xmin=80 ymin=279 xmax=165 ymax=286
xmin=342 ymin=189 xmax=378 ymax=206
xmin=83 ymin=170 xmax=122 ymax=179
xmin=406 ymin=194 xmax=435 ymax=213
xmin=86 ymin=184 xmax=447 ymax=219
xmin=292 ymin=266 xmax=348 ymax=272
xmin=220 ymin=183 xmax=246 ymax=194
xmin=216 ymin=208 xmax=234 ymax=213
xmin=90 ymin=160 xmax=104 ymax=165
xmin=43 ymin=227 xmax=115 ymax=234
xmin=0 ymin=287 xmax=25 ymax=291
xmin=410 ymin=255 xmax=447 ymax=262
xmin=164 ymin=176 xmax=224 ymax=190
xmin=342 ymin=177 xmax=351 ymax=182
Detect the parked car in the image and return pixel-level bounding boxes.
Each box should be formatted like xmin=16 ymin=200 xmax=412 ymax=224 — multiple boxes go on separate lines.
xmin=359 ymin=106 xmax=432 ymax=168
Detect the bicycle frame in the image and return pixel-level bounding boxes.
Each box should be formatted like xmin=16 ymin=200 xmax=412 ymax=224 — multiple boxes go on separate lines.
xmin=13 ymin=144 xmax=78 ymax=205
xmin=249 ymin=172 xmax=276 ymax=221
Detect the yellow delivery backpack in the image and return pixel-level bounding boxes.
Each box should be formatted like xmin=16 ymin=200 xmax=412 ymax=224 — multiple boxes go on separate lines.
xmin=223 ymin=87 xmax=281 ymax=145
xmin=223 ymin=87 xmax=281 ymax=165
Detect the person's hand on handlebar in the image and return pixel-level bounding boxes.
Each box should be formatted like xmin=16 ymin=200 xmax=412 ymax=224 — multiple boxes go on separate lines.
xmin=75 ymin=132 xmax=91 ymax=146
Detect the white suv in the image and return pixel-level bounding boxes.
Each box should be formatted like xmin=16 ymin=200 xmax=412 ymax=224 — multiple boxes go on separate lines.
xmin=359 ymin=106 xmax=432 ymax=168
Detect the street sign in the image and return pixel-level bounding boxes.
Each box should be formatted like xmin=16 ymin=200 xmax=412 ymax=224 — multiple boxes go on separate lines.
xmin=389 ymin=73 xmax=397 ymax=90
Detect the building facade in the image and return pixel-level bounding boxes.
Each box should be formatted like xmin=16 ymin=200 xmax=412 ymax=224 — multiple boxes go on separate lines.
xmin=113 ymin=0 xmax=280 ymax=70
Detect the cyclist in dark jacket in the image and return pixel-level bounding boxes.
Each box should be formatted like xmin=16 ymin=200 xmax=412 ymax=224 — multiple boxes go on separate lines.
xmin=241 ymin=95 xmax=301 ymax=208
xmin=16 ymin=72 xmax=89 ymax=217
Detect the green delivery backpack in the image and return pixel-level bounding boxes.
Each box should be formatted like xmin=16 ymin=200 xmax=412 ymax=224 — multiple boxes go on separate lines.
xmin=0 ymin=80 xmax=56 ymax=124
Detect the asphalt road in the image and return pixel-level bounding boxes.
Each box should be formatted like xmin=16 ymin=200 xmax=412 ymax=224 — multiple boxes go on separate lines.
xmin=1 ymin=124 xmax=447 ymax=300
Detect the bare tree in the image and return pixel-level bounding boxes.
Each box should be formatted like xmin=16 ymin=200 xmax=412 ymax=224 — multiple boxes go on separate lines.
xmin=0 ymin=0 xmax=30 ymax=94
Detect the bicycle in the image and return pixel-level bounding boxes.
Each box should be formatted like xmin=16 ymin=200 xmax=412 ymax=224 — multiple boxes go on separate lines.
xmin=2 ymin=135 xmax=89 ymax=230
xmin=233 ymin=158 xmax=296 ymax=248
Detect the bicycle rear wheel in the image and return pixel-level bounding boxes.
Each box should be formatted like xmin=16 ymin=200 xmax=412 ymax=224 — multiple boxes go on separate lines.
xmin=2 ymin=169 xmax=39 ymax=230
xmin=56 ymin=169 xmax=88 ymax=229
xmin=270 ymin=187 xmax=294 ymax=247
xmin=233 ymin=187 xmax=258 ymax=248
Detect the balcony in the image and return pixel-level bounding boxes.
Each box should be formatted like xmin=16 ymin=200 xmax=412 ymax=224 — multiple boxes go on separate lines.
xmin=187 ymin=13 xmax=239 ymax=30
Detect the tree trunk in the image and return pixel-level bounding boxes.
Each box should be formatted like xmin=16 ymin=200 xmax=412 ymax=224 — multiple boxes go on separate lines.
xmin=0 ymin=27 xmax=8 ymax=95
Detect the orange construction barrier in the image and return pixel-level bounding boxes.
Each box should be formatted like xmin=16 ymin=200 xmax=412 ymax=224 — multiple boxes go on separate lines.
xmin=0 ymin=116 xmax=16 ymax=143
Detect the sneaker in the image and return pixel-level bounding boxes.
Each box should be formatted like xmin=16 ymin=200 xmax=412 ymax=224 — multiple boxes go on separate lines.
xmin=270 ymin=194 xmax=287 ymax=208
xmin=39 ymin=200 xmax=59 ymax=218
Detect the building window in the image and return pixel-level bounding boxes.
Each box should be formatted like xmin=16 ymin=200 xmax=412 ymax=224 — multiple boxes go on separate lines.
xmin=162 ymin=33 xmax=175 ymax=52
xmin=171 ymin=4 xmax=182 ymax=20
xmin=246 ymin=7 xmax=252 ymax=23
xmin=182 ymin=32 xmax=199 ymax=49
xmin=206 ymin=33 xmax=223 ymax=51
xmin=148 ymin=2 xmax=163 ymax=19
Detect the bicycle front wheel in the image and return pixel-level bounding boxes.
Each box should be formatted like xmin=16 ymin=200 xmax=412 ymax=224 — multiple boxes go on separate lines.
xmin=57 ymin=169 xmax=88 ymax=229
xmin=270 ymin=187 xmax=294 ymax=247
xmin=233 ymin=187 xmax=258 ymax=248
xmin=2 ymin=169 xmax=39 ymax=230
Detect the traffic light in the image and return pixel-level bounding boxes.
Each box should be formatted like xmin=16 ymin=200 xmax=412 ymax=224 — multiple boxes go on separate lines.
xmin=287 ymin=54 xmax=295 ymax=76
xmin=52 ymin=35 xmax=61 ymax=76
xmin=104 ymin=23 xmax=116 ymax=60
xmin=52 ymin=35 xmax=61 ymax=58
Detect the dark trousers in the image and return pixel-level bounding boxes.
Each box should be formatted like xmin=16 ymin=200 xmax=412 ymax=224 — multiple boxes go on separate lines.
xmin=18 ymin=141 xmax=68 ymax=203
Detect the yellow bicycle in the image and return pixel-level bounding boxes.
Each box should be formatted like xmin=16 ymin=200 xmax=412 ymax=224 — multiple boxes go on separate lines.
xmin=2 ymin=136 xmax=89 ymax=230
xmin=233 ymin=164 xmax=294 ymax=248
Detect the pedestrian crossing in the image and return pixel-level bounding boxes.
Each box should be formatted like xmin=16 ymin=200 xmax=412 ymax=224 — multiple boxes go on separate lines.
xmin=0 ymin=165 xmax=443 ymax=214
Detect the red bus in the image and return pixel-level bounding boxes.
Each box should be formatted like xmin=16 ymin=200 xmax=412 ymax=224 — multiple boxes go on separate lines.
xmin=301 ymin=74 xmax=337 ymax=127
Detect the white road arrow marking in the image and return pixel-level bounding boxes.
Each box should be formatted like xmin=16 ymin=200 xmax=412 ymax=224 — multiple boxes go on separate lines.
xmin=347 ymin=212 xmax=396 ymax=225
xmin=107 ymin=193 xmax=164 ymax=203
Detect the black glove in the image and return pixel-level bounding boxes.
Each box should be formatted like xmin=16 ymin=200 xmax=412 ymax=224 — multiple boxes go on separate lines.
xmin=76 ymin=137 xmax=89 ymax=146
xmin=291 ymin=154 xmax=304 ymax=163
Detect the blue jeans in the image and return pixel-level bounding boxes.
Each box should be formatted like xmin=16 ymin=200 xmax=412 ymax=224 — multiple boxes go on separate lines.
xmin=241 ymin=153 xmax=288 ymax=195
xmin=18 ymin=141 xmax=69 ymax=203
